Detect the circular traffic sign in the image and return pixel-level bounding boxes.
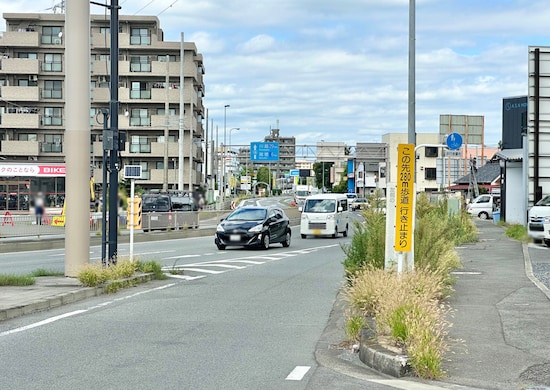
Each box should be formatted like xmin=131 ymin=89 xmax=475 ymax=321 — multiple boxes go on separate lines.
xmin=446 ymin=132 xmax=463 ymax=150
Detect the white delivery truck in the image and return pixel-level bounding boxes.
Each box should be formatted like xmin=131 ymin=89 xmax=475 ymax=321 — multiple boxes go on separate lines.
xmin=299 ymin=193 xmax=349 ymax=238
xmin=466 ymin=194 xmax=500 ymax=220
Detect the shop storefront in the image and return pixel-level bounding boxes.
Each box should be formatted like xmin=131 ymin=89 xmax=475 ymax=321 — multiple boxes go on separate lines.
xmin=0 ymin=163 xmax=65 ymax=213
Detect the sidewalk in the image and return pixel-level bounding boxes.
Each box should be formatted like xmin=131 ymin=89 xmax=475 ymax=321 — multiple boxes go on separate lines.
xmin=440 ymin=219 xmax=550 ymax=389
xmin=2 ymin=218 xmax=550 ymax=389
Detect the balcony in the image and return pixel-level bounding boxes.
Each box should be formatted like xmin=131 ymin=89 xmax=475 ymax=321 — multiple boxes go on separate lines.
xmin=0 ymin=140 xmax=40 ymax=156
xmin=0 ymin=112 xmax=41 ymax=129
xmin=0 ymin=31 xmax=40 ymax=46
xmin=0 ymin=57 xmax=39 ymax=74
xmin=1 ymin=85 xmax=40 ymax=101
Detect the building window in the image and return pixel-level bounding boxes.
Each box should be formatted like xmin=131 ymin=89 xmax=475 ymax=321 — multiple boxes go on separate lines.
xmin=43 ymin=80 xmax=62 ymax=99
xmin=18 ymin=78 xmax=37 ymax=87
xmin=129 ymin=56 xmax=151 ymax=72
xmin=157 ymin=55 xmax=176 ymax=62
xmin=130 ymin=81 xmax=151 ymax=99
xmin=99 ymin=27 xmax=110 ymax=34
xmin=130 ymin=28 xmax=151 ymax=45
xmin=41 ymin=134 xmax=62 ymax=152
xmin=41 ymin=26 xmax=63 ymax=45
xmin=43 ymin=53 xmax=62 ymax=72
xmin=425 ymin=147 xmax=438 ymax=158
xmin=17 ymin=52 xmax=37 ymax=59
xmin=43 ymin=107 xmax=62 ymax=126
xmin=18 ymin=133 xmax=37 ymax=141
xmin=424 ymin=168 xmax=437 ymax=180
xmin=129 ymin=109 xmax=151 ymax=127
xmin=130 ymin=135 xmax=151 ymax=153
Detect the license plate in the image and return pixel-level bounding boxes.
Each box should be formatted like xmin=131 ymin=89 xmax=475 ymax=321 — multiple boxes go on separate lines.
xmin=230 ymin=234 xmax=240 ymax=241
xmin=312 ymin=229 xmax=321 ymax=235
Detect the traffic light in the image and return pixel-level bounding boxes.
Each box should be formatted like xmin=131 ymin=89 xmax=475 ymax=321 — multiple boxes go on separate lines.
xmin=126 ymin=197 xmax=142 ymax=230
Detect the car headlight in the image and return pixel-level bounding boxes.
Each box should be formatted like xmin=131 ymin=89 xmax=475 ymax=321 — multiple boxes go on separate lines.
xmin=544 ymin=216 xmax=550 ymax=224
xmin=248 ymin=224 xmax=263 ymax=233
xmin=216 ymin=224 xmax=225 ymax=232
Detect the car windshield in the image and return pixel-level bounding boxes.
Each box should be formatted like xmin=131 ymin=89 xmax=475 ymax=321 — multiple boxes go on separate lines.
xmin=535 ymin=195 xmax=550 ymax=206
xmin=142 ymin=195 xmax=171 ymax=212
xmin=303 ymin=199 xmax=336 ymax=213
xmin=226 ymin=208 xmax=267 ymax=221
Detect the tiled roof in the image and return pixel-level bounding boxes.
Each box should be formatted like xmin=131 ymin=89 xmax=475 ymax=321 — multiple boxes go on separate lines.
xmin=454 ymin=161 xmax=501 ymax=184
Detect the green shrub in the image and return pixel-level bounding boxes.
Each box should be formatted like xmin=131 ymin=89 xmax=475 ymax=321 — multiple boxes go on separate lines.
xmin=342 ymin=208 xmax=386 ymax=277
xmin=0 ymin=274 xmax=35 ymax=286
xmin=345 ymin=314 xmax=366 ymax=343
xmin=505 ymin=224 xmax=528 ymax=242
xmin=77 ymin=262 xmax=109 ymax=287
xmin=137 ymin=260 xmax=166 ymax=280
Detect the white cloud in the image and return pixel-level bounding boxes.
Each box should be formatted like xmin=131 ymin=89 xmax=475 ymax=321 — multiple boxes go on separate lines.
xmin=2 ymin=0 xmax=548 ymax=148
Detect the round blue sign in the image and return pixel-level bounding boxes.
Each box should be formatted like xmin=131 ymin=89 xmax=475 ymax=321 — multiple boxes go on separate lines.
xmin=446 ymin=133 xmax=463 ymax=150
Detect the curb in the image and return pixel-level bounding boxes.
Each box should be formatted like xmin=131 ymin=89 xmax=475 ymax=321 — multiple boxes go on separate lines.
xmin=0 ymin=273 xmax=155 ymax=322
xmin=358 ymin=327 xmax=411 ymax=378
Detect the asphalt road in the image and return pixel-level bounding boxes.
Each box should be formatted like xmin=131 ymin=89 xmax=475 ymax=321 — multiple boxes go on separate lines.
xmin=0 ymin=224 xmax=409 ymax=390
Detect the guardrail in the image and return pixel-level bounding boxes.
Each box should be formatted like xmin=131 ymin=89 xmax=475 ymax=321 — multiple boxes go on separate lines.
xmin=0 ymin=205 xmax=300 ymax=239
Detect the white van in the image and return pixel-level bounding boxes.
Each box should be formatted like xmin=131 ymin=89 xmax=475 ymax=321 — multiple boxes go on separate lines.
xmin=528 ymin=195 xmax=550 ymax=243
xmin=299 ymin=193 xmax=350 ymax=238
xmin=466 ymin=194 xmax=500 ymax=220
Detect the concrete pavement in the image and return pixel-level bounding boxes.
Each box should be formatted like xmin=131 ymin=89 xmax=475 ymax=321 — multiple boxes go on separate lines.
xmin=2 ymin=218 xmax=550 ymax=389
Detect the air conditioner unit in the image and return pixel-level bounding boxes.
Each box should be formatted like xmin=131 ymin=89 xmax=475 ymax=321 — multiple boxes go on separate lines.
xmin=29 ymin=75 xmax=38 ymax=82
xmin=53 ymin=38 xmax=61 ymax=45
xmin=2 ymin=54 xmax=8 ymax=59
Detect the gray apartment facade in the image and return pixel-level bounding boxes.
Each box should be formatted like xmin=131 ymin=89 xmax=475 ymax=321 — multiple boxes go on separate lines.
xmin=0 ymin=12 xmax=205 ymax=210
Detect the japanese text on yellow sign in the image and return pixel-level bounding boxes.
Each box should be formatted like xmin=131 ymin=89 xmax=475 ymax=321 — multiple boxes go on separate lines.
xmin=394 ymin=144 xmax=415 ymax=252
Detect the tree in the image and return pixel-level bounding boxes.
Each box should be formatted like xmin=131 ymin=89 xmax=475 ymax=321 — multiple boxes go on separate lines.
xmin=313 ymin=161 xmax=334 ymax=192
xmin=332 ymin=173 xmax=348 ymax=193
xmin=256 ymin=166 xmax=271 ymax=195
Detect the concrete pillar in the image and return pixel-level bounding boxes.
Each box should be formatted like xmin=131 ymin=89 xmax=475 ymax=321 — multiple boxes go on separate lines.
xmin=65 ymin=0 xmax=91 ymax=276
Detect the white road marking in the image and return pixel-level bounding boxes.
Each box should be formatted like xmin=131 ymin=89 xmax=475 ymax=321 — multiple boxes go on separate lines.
xmin=165 ymin=254 xmax=202 ymax=260
xmin=179 ymin=268 xmax=226 ymax=274
xmin=451 ymin=271 xmax=482 ymax=275
xmin=285 ymin=366 xmax=310 ymax=381
xmin=166 ymin=274 xmax=206 ymax=280
xmin=0 ymin=283 xmax=177 ymax=337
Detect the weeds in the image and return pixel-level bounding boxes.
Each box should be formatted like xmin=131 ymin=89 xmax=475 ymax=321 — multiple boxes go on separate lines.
xmin=77 ymin=258 xmax=165 ymax=289
xmin=342 ymin=193 xmax=476 ymax=380
xmin=505 ymin=223 xmax=529 ymax=242
xmin=0 ymin=274 xmax=35 ymax=286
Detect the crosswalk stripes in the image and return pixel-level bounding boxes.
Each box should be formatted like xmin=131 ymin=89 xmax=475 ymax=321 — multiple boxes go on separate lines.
xmin=161 ymin=244 xmax=339 ymax=281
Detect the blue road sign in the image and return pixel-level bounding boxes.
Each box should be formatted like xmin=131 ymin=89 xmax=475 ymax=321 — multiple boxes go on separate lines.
xmin=250 ymin=142 xmax=279 ymax=161
xmin=446 ymin=133 xmax=463 ymax=150
xmin=289 ymin=169 xmax=299 ymax=177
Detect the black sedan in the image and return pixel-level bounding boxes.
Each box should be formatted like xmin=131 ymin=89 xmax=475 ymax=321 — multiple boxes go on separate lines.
xmin=215 ymin=206 xmax=291 ymax=250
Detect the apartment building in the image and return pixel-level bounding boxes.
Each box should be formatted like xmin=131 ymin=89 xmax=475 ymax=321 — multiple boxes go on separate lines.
xmin=0 ymin=12 xmax=205 ymax=207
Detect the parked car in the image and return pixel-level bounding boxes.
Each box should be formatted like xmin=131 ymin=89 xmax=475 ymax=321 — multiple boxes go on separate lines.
xmin=215 ymin=206 xmax=291 ymax=250
xmin=350 ymin=198 xmax=369 ymax=211
xmin=466 ymin=194 xmax=500 ymax=220
xmin=529 ymin=195 xmax=550 ymax=243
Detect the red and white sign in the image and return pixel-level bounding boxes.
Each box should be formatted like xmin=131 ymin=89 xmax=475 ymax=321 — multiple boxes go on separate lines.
xmin=0 ymin=163 xmax=66 ymax=177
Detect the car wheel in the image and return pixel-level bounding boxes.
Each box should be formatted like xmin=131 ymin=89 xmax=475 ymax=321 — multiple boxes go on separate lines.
xmin=282 ymin=231 xmax=291 ymax=247
xmin=545 ymin=239 xmax=550 ymax=247
xmin=343 ymin=224 xmax=348 ymax=237
xmin=332 ymin=227 xmax=338 ymax=238
xmin=261 ymin=233 xmax=270 ymax=250
xmin=216 ymin=243 xmax=226 ymax=250
xmin=301 ymin=234 xmax=306 ymax=239
xmin=479 ymin=212 xmax=489 ymax=220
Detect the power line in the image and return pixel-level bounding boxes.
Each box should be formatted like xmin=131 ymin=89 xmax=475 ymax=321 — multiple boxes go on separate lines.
xmin=158 ymin=0 xmax=178 ymax=16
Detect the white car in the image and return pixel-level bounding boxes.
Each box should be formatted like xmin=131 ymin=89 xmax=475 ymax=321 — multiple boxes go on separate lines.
xmin=529 ymin=195 xmax=550 ymax=243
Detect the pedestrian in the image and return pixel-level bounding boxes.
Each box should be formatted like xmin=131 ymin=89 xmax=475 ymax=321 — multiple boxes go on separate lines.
xmin=34 ymin=192 xmax=44 ymax=225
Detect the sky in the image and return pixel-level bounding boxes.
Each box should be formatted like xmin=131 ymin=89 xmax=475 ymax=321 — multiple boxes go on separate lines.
xmin=3 ymin=0 xmax=550 ymax=150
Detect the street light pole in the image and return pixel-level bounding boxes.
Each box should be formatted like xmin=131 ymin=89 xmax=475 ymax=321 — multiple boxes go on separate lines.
xmin=229 ymin=127 xmax=240 ymax=195
xmin=222 ymin=104 xmax=229 ymax=204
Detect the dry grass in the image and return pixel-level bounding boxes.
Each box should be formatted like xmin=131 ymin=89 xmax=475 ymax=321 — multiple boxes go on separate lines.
xmin=343 ymin=266 xmax=452 ymax=379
